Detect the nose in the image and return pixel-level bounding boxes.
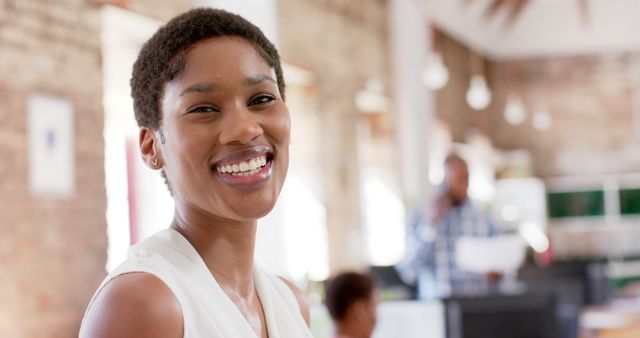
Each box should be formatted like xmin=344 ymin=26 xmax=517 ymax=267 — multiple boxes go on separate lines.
xmin=218 ymin=103 xmax=263 ymax=145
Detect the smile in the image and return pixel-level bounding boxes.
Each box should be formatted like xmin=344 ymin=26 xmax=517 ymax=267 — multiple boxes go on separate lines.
xmin=215 ymin=155 xmax=268 ymax=177
xmin=211 ymin=147 xmax=274 ymax=190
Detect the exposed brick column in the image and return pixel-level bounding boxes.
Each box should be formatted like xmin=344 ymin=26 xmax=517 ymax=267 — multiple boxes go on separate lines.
xmin=0 ymin=1 xmax=107 ymax=337
xmin=277 ymin=0 xmax=389 ymax=272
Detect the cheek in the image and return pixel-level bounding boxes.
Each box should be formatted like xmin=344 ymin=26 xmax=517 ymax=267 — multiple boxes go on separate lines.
xmin=277 ymin=109 xmax=291 ymax=143
xmin=264 ymin=107 xmax=291 ymax=147
xmin=160 ymin=128 xmax=207 ymax=181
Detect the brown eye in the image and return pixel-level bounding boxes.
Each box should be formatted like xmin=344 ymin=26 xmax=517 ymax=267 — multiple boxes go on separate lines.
xmin=188 ymin=106 xmax=218 ymax=114
xmin=249 ymin=95 xmax=275 ymax=106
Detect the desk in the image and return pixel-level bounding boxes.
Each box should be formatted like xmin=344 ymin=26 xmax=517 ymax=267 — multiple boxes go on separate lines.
xmin=373 ymin=301 xmax=445 ymax=338
xmin=580 ymin=302 xmax=640 ymax=338
xmin=310 ymin=301 xmax=445 ymax=338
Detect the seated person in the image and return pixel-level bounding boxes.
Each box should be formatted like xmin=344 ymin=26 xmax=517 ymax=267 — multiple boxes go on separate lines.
xmin=324 ymin=272 xmax=378 ymax=338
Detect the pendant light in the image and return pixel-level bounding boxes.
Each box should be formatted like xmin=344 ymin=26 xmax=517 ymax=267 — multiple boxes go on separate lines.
xmin=466 ymin=75 xmax=492 ymax=110
xmin=423 ymin=52 xmax=449 ymax=90
xmin=423 ymin=28 xmax=449 ymax=90
xmin=532 ymin=108 xmax=552 ymax=131
xmin=504 ymin=94 xmax=526 ymax=125
xmin=466 ymin=53 xmax=492 ymax=110
xmin=531 ymin=77 xmax=553 ymax=131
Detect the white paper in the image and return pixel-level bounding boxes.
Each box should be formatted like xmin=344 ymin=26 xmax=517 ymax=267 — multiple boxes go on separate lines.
xmin=28 ymin=94 xmax=75 ymax=197
xmin=455 ymin=234 xmax=527 ymax=274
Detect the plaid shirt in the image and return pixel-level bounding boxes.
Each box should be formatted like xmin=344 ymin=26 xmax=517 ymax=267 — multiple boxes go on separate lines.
xmin=397 ymin=199 xmax=500 ymax=299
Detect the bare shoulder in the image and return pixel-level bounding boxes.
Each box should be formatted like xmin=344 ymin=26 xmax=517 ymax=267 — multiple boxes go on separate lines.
xmin=80 ymin=272 xmax=183 ymax=338
xmin=278 ymin=276 xmax=310 ymax=326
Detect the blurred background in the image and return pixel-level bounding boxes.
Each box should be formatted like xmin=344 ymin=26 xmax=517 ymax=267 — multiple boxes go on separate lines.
xmin=1 ymin=0 xmax=640 ymax=337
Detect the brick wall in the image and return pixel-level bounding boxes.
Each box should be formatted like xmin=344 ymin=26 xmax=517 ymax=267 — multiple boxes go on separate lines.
xmin=277 ymin=0 xmax=389 ymax=271
xmin=491 ymin=54 xmax=640 ymax=178
xmin=436 ymin=31 xmax=640 ymax=178
xmin=0 ymin=1 xmax=107 ymax=337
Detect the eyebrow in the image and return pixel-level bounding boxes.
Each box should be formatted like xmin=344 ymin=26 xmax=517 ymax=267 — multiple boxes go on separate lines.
xmin=180 ymin=83 xmax=217 ymax=96
xmin=179 ymin=75 xmax=277 ymax=97
xmin=244 ymin=74 xmax=277 ymax=86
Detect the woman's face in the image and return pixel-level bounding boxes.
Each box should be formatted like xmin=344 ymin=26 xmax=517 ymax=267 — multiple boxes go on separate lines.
xmin=155 ymin=36 xmax=290 ymax=222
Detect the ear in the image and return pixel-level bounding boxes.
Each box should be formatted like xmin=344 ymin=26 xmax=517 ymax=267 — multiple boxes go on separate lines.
xmin=139 ymin=127 xmax=163 ymax=169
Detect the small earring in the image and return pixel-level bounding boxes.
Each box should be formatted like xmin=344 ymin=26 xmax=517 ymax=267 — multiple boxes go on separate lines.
xmin=151 ymin=159 xmax=158 ymax=167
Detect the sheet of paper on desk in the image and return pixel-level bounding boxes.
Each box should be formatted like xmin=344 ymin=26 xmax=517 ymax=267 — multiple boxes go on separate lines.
xmin=455 ymin=234 xmax=527 ymax=274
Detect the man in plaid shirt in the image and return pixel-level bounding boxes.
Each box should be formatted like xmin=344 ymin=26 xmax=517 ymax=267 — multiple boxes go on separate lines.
xmin=397 ymin=154 xmax=502 ymax=300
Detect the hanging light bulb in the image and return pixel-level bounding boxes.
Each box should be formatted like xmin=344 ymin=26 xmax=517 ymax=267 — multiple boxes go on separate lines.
xmin=504 ymin=94 xmax=526 ymax=125
xmin=466 ymin=75 xmax=492 ymax=110
xmin=423 ymin=52 xmax=449 ymax=90
xmin=532 ymin=108 xmax=552 ymax=131
xmin=355 ymin=78 xmax=389 ymax=113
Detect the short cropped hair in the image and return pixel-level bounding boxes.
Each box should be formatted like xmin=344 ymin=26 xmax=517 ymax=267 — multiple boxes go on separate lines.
xmin=324 ymin=272 xmax=375 ymax=321
xmin=131 ymin=8 xmax=285 ymax=129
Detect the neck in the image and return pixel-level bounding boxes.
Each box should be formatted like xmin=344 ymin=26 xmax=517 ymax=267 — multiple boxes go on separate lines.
xmin=336 ymin=322 xmax=368 ymax=338
xmin=170 ymin=207 xmax=258 ymax=297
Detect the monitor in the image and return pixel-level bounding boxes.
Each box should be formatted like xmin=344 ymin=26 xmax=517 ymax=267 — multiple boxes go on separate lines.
xmin=445 ymin=293 xmax=557 ymax=338
xmin=369 ymin=265 xmax=417 ymax=300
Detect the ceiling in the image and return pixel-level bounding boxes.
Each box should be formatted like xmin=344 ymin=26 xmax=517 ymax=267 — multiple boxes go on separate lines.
xmin=426 ymin=0 xmax=640 ymax=60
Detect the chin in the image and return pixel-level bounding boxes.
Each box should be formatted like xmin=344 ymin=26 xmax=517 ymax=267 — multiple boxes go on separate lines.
xmin=230 ymin=195 xmax=279 ymax=221
xmin=244 ymin=206 xmax=275 ymax=220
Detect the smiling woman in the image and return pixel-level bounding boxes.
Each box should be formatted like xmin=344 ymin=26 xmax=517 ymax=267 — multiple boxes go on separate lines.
xmin=79 ymin=8 xmax=312 ymax=338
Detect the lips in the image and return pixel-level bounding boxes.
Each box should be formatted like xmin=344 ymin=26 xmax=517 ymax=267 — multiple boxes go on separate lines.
xmin=211 ymin=146 xmax=274 ymax=190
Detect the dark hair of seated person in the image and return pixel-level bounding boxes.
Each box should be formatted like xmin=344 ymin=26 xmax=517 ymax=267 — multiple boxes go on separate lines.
xmin=324 ymin=272 xmax=376 ymax=321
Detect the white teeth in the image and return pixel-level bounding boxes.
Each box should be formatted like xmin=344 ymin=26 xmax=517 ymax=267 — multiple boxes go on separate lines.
xmin=216 ymin=155 xmax=269 ymax=175
xmin=230 ymin=168 xmax=261 ymax=177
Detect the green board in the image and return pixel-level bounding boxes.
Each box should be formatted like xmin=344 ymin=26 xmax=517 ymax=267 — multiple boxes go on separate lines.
xmin=620 ymin=188 xmax=640 ymax=215
xmin=547 ymin=190 xmax=605 ymax=218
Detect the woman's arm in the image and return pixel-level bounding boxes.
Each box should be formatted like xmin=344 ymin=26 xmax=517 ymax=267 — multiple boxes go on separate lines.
xmin=80 ymin=272 xmax=183 ymax=338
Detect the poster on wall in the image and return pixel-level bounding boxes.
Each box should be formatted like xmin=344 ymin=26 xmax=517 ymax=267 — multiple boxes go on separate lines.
xmin=28 ymin=93 xmax=75 ymax=198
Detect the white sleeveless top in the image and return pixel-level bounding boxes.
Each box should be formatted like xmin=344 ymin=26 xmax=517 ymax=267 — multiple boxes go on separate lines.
xmin=80 ymin=229 xmax=313 ymax=338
